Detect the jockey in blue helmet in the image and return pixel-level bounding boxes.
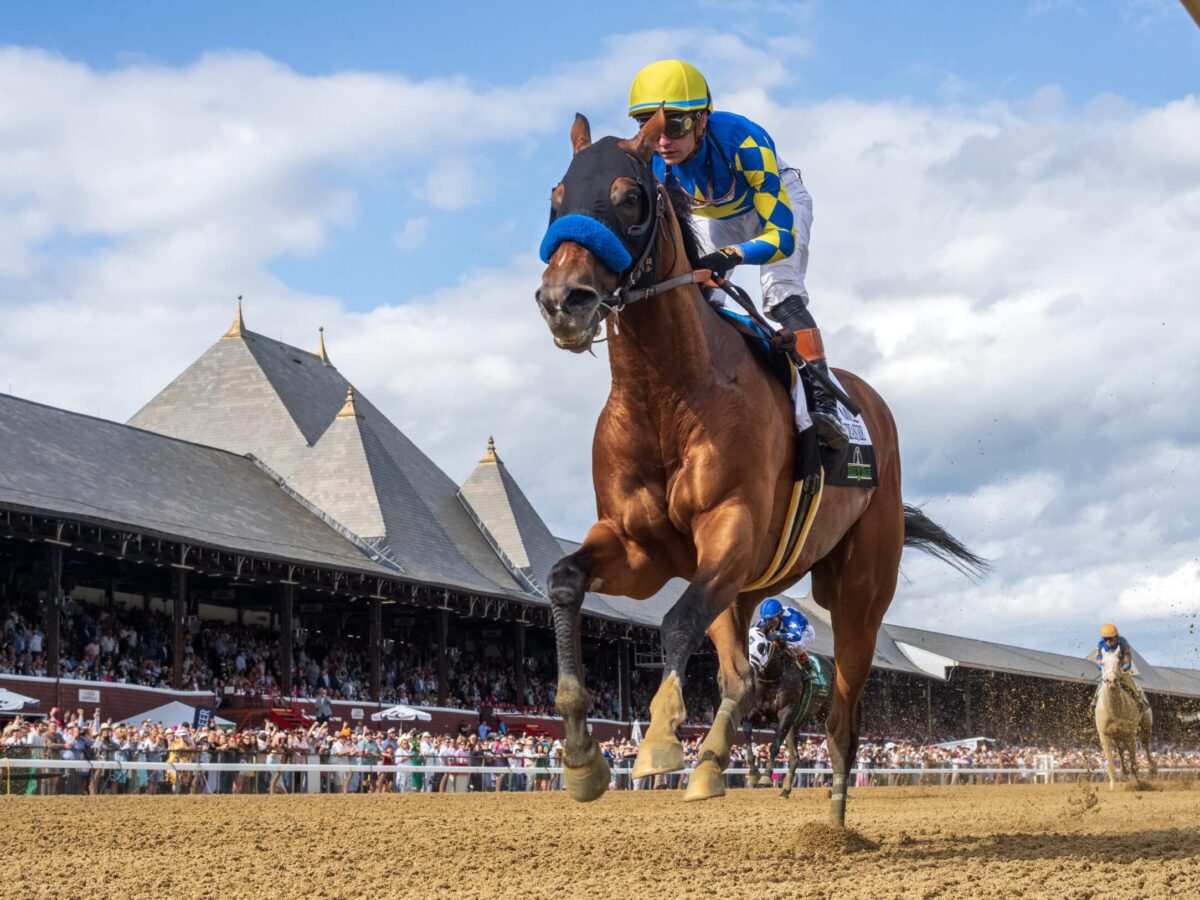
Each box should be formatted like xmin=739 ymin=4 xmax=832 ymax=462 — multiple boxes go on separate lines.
xmin=753 ymin=597 xmax=817 ymax=675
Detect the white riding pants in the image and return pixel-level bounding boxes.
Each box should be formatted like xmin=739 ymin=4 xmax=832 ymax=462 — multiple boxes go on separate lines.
xmin=688 ymin=160 xmax=813 ymax=314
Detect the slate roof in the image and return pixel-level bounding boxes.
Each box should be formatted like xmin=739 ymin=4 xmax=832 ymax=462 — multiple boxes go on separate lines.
xmin=0 ymin=394 xmax=395 ymax=575
xmin=129 ymin=318 xmax=526 ymax=597
xmin=884 ymin=623 xmax=1200 ymax=698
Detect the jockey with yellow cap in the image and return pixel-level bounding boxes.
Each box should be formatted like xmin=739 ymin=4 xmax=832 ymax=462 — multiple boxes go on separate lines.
xmin=628 ymin=59 xmax=848 ymax=449
xmin=1095 ymin=623 xmax=1151 ymax=713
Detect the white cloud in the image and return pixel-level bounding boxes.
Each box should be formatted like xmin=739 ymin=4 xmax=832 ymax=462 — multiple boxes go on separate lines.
xmin=2 ymin=40 xmax=1200 ymax=666
xmin=391 ymin=217 xmax=429 ymax=250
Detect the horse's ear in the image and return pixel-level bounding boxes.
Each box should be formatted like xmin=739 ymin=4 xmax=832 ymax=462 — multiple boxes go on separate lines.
xmin=624 ymin=105 xmax=665 ymax=163
xmin=571 ymin=113 xmax=592 ymax=155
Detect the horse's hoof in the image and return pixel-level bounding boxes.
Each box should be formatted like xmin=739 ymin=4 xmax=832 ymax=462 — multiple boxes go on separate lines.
xmin=630 ymin=738 xmax=685 ymax=779
xmin=780 ymin=789 xmax=792 ymax=800
xmin=563 ymin=756 xmax=611 ymax=803
xmin=682 ymin=760 xmax=726 ymax=802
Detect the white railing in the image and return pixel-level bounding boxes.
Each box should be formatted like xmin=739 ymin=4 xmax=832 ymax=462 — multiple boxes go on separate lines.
xmin=3 ymin=758 xmax=1194 ymax=782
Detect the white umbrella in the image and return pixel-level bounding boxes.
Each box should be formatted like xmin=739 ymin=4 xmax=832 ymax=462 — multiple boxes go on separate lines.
xmin=370 ymin=704 xmax=432 ymax=723
xmin=0 ymin=686 xmax=39 ymax=712
xmin=630 ymin=720 xmax=644 ymax=744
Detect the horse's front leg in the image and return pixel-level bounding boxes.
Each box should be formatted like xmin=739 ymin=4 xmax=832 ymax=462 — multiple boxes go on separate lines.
xmin=781 ymin=726 xmax=798 ymax=799
xmin=1100 ymin=734 xmax=1118 ymax=791
xmin=548 ymin=550 xmax=610 ymax=802
xmin=683 ymin=604 xmax=755 ymax=801
xmin=632 ymin=505 xmax=754 ymax=782
xmin=744 ymin=721 xmax=761 ymax=788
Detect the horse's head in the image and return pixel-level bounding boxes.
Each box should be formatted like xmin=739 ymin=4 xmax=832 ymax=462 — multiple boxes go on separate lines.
xmin=535 ymin=111 xmax=666 ymax=353
xmin=748 ymin=629 xmax=772 ymax=671
xmin=1099 ymin=648 xmax=1123 ymax=685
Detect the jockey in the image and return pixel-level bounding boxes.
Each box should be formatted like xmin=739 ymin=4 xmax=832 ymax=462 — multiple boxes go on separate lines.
xmin=1095 ymin=623 xmax=1151 ymax=713
xmin=754 ymin=597 xmax=816 ymax=675
xmin=627 ymin=59 xmax=849 ymax=450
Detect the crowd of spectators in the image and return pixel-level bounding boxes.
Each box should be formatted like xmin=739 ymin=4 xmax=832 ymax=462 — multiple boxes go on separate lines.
xmin=2 ymin=596 xmax=1194 ymax=759
xmin=3 ymin=707 xmax=1197 ymax=797
xmin=0 ymin=597 xmax=659 ymax=719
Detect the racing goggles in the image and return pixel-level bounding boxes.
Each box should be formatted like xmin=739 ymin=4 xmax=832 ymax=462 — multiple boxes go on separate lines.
xmin=635 ymin=110 xmax=699 ymax=139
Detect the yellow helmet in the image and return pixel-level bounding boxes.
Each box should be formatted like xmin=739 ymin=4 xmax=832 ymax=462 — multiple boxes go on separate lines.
xmin=628 ymin=59 xmax=712 ymax=117
xmin=1100 ymin=623 xmax=1118 ymax=638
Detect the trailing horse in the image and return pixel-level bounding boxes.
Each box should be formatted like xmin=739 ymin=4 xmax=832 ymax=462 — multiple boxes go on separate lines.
xmin=1094 ymin=649 xmax=1156 ymax=790
xmin=743 ymin=632 xmax=828 ymax=798
xmin=535 ymin=110 xmax=985 ymax=826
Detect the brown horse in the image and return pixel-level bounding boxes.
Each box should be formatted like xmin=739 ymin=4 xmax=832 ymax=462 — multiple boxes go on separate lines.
xmin=536 ymin=110 xmax=983 ymax=826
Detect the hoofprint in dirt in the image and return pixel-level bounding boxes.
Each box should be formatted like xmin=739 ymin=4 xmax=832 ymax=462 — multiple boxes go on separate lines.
xmin=2 ymin=784 xmax=1197 ymax=899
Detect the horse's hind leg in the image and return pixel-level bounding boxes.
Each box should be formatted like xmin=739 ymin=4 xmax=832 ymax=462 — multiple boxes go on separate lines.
xmin=548 ymin=550 xmax=610 ymax=802
xmin=780 ymin=726 xmax=798 ymax=799
xmin=1141 ymin=722 xmax=1157 ymax=777
xmin=683 ymin=604 xmax=755 ymax=801
xmin=1125 ymin=736 xmax=1139 ymax=782
xmin=813 ymin=491 xmax=902 ymax=827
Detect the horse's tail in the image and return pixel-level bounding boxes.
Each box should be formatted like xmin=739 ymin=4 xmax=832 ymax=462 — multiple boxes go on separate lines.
xmin=903 ymin=504 xmax=989 ymax=580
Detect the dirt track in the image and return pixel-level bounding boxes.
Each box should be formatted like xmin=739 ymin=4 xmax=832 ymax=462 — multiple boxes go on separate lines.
xmin=3 ymin=783 xmax=1198 ymax=899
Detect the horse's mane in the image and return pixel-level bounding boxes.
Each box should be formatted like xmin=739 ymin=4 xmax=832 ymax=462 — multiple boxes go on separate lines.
xmin=664 ymin=184 xmax=703 ymax=270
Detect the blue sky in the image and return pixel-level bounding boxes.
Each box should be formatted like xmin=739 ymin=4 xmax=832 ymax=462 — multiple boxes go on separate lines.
xmin=6 ymin=1 xmax=1196 ymax=307
xmin=2 ymin=2 xmax=1199 ymax=663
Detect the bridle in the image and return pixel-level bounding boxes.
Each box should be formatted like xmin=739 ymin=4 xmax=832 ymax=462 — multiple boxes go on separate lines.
xmin=753 ymin=638 xmax=788 ymax=685
xmin=591 ymin=181 xmax=712 ymax=338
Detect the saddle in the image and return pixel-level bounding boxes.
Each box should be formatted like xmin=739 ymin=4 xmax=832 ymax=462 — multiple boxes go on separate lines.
xmin=713 ymin=306 xmax=878 ymax=490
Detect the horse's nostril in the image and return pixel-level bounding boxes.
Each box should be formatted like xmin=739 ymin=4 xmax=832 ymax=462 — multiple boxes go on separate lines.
xmin=563 ymin=288 xmax=598 ymax=315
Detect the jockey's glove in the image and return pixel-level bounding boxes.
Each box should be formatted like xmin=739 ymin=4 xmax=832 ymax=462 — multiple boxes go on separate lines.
xmin=697 ymin=246 xmax=742 ymax=279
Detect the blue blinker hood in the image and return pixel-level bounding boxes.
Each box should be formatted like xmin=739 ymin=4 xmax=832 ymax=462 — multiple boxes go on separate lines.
xmin=539 ymin=136 xmax=658 ymax=274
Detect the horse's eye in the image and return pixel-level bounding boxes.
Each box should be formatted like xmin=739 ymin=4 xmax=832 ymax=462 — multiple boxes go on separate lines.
xmin=622 ymin=190 xmax=641 ymax=207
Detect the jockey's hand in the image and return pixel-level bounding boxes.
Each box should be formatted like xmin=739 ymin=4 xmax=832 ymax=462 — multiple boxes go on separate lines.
xmin=697 ymin=246 xmax=742 ymax=280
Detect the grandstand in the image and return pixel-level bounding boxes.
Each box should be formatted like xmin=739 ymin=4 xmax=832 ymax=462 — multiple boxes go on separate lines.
xmin=2 ymin=302 xmax=1198 ymax=740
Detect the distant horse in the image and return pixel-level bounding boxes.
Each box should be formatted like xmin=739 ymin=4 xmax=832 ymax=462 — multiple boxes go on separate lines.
xmin=743 ymin=630 xmax=827 ymax=798
xmin=1095 ymin=649 xmax=1156 ymax=790
xmin=535 ymin=110 xmax=985 ymax=826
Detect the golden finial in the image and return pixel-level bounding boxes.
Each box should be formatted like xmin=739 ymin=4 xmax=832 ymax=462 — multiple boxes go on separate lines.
xmin=336 ymin=386 xmax=363 ymax=420
xmin=221 ymin=295 xmax=246 ymax=339
xmin=317 ymin=326 xmax=333 ymax=366
xmin=481 ymin=436 xmax=498 ymax=463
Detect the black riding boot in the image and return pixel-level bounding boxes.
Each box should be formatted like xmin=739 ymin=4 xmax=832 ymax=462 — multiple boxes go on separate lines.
xmin=769 ymin=294 xmax=849 ymax=450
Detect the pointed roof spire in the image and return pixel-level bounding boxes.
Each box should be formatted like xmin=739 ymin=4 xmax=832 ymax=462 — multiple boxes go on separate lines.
xmin=221 ymin=295 xmax=246 ymax=340
xmin=480 ymin=436 xmax=499 ymax=463
xmin=336 ymin=386 xmax=363 ymax=420
xmin=317 ymin=326 xmax=333 ymax=367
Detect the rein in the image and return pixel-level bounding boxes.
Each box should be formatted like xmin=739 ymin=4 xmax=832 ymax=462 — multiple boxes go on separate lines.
xmin=586 ymin=173 xmax=863 ymax=417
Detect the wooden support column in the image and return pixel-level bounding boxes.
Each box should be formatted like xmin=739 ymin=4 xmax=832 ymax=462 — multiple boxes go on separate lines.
xmin=514 ymin=621 xmax=527 ymax=706
xmin=369 ymin=597 xmax=382 ymax=703
xmin=925 ymin=680 xmax=933 ymax=739
xmin=172 ymin=569 xmax=187 ymax=690
xmin=619 ymin=639 xmax=632 ymax=722
xmin=44 ymin=545 xmax=63 ymax=680
xmin=279 ymin=583 xmax=295 ymax=698
xmin=437 ymin=608 xmax=449 ymax=707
